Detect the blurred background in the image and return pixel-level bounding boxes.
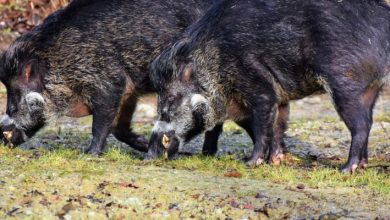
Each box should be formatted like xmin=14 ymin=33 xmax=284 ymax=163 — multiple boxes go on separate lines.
xmin=0 ymin=0 xmax=69 ymax=50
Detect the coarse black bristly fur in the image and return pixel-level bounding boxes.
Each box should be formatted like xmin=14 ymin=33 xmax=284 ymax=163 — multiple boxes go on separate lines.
xmin=0 ymin=0 xmax=221 ymax=154
xmin=149 ymin=0 xmax=390 ymax=173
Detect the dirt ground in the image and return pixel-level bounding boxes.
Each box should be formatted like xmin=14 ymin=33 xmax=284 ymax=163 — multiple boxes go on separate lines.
xmin=1 ymin=35 xmax=390 ymax=219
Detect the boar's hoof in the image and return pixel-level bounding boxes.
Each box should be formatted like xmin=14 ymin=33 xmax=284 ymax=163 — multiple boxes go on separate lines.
xmin=358 ymin=159 xmax=368 ymax=169
xmin=269 ymin=153 xmax=284 ymax=166
xmin=245 ymin=157 xmax=264 ymax=168
xmin=340 ymin=163 xmax=359 ymax=174
xmin=83 ymin=147 xmax=103 ymax=156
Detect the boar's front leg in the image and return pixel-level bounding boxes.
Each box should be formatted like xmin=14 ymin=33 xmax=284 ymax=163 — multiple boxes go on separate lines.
xmin=202 ymin=118 xmax=256 ymax=156
xmin=83 ymin=80 xmax=126 ymax=155
xmin=84 ymin=104 xmax=117 ymax=155
xmin=202 ymin=123 xmax=223 ymax=156
xmin=268 ymin=103 xmax=289 ymax=165
xmin=112 ymin=95 xmax=148 ymax=152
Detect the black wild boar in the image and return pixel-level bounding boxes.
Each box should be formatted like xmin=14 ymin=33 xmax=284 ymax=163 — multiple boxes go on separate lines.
xmin=0 ymin=0 xmax=222 ymax=155
xmin=148 ymin=0 xmax=390 ymax=173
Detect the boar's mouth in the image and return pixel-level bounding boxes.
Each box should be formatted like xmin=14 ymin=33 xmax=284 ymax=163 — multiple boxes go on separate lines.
xmin=160 ymin=133 xmax=180 ymax=159
xmin=1 ymin=128 xmax=25 ymax=147
xmin=1 ymin=121 xmax=44 ymax=147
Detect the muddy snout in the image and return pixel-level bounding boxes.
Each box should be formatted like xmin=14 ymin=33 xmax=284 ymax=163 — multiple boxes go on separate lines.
xmin=148 ymin=130 xmax=180 ymax=160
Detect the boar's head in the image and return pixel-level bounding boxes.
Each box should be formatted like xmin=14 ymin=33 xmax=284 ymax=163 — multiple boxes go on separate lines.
xmin=0 ymin=42 xmax=49 ymax=146
xmin=148 ymin=43 xmax=215 ymax=159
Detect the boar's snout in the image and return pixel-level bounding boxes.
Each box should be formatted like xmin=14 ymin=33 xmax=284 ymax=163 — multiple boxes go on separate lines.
xmin=147 ymin=129 xmax=180 ymax=160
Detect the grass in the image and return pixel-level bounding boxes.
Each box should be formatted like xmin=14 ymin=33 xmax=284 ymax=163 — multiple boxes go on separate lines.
xmin=1 ymin=144 xmax=389 ymax=196
xmin=2 ymin=117 xmax=390 ymax=197
xmin=0 ymin=84 xmax=6 ymax=94
xmin=1 ymin=118 xmax=389 ymax=218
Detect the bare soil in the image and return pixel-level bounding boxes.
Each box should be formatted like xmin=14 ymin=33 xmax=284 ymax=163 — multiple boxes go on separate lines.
xmin=1 ymin=34 xmax=390 ymax=219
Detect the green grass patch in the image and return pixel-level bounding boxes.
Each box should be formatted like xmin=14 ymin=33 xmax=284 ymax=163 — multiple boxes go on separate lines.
xmin=0 ymin=86 xmax=6 ymax=94
xmin=1 ymin=145 xmax=389 ymax=196
xmin=374 ymin=112 xmax=390 ymax=123
xmin=222 ymin=121 xmax=242 ymax=132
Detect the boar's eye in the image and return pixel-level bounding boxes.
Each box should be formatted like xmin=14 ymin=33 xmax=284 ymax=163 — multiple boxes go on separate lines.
xmin=167 ymin=94 xmax=183 ymax=104
xmin=159 ymin=94 xmax=184 ymax=122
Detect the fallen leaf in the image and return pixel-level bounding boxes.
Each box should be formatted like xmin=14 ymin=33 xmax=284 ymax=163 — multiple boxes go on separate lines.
xmin=191 ymin=194 xmax=200 ymax=199
xmin=39 ymin=198 xmax=51 ymax=207
xmin=255 ymin=193 xmax=268 ymax=199
xmin=243 ymin=203 xmax=255 ymax=210
xmin=229 ymin=199 xmax=240 ymax=208
xmin=28 ymin=189 xmax=44 ymax=196
xmin=56 ymin=202 xmax=76 ymax=219
xmin=168 ymin=203 xmax=179 ymax=210
xmin=19 ymin=196 xmax=33 ymax=206
xmin=297 ymin=184 xmax=305 ymax=190
xmin=97 ymin=181 xmax=110 ymax=191
xmin=117 ymin=182 xmax=139 ymax=189
xmin=224 ymin=170 xmax=242 ymax=178
xmin=48 ymin=195 xmax=61 ymax=203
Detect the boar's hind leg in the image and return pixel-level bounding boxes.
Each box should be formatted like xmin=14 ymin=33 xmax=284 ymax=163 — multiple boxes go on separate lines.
xmin=236 ymin=118 xmax=255 ymax=143
xmin=245 ymin=98 xmax=278 ymax=168
xmin=112 ymin=95 xmax=148 ymax=152
xmin=268 ymin=103 xmax=289 ymax=166
xmin=329 ymin=79 xmax=382 ymax=173
xmin=202 ymin=123 xmax=223 ymax=156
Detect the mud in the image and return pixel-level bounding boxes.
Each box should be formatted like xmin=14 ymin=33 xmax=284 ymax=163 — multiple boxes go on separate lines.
xmin=1 ymin=163 xmax=389 ymax=219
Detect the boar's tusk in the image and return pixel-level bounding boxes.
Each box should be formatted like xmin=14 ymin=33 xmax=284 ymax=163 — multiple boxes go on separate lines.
xmin=3 ymin=131 xmax=13 ymax=141
xmin=162 ymin=134 xmax=170 ymax=149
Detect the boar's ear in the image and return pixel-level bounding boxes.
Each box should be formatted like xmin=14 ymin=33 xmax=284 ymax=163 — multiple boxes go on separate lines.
xmin=22 ymin=59 xmax=39 ymax=82
xmin=21 ymin=59 xmax=45 ymax=91
xmin=23 ymin=61 xmax=33 ymax=82
xmin=22 ymin=59 xmax=46 ymax=86
xmin=181 ymin=63 xmax=193 ymax=83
